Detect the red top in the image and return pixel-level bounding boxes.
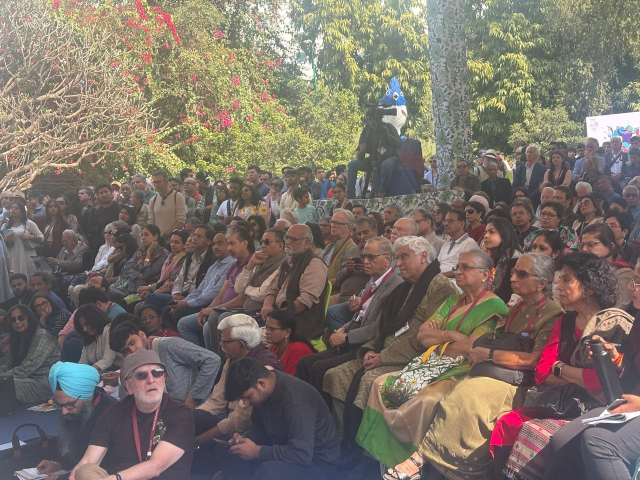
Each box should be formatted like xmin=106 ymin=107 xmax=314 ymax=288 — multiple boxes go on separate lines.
xmin=467 ymin=224 xmax=486 ymax=245
xmin=534 ymin=317 xmax=601 ymax=392
xmin=160 ymin=328 xmax=180 ymax=338
xmin=269 ymin=341 xmax=314 ymax=376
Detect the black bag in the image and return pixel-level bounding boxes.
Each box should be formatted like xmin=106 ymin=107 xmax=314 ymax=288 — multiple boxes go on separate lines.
xmin=0 ymin=376 xmax=18 ymax=416
xmin=521 ymin=383 xmax=602 ymax=418
xmin=0 ymin=424 xmax=59 ymax=472
xmin=468 ymin=332 xmax=535 ymax=386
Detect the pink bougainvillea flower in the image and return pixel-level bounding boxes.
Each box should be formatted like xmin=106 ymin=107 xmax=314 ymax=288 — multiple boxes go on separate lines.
xmin=226 ymin=167 xmax=235 ymax=172
xmin=231 ymin=76 xmax=241 ymax=86
xmin=262 ymin=125 xmax=270 ymax=130
xmin=52 ymin=0 xmax=61 ymax=10
xmin=135 ymin=0 xmax=148 ymax=20
xmin=123 ymin=166 xmax=129 ymax=171
xmin=141 ymin=52 xmax=152 ymax=64
xmin=90 ymin=163 xmax=96 ymax=167
xmin=55 ymin=169 xmax=62 ymax=175
xmin=246 ymin=115 xmax=253 ymax=121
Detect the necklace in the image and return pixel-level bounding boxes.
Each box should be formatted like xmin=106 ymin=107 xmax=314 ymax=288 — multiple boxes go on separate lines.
xmin=158 ymin=190 xmax=173 ymax=206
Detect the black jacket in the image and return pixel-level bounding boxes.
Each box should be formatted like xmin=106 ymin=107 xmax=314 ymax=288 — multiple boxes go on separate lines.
xmin=481 ymin=177 xmax=513 ymax=207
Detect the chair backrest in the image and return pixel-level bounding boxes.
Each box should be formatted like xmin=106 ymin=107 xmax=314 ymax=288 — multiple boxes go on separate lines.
xmin=323 ymin=281 xmax=332 ymax=315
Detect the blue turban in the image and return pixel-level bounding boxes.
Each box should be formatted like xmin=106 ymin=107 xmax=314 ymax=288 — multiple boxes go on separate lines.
xmin=49 ymin=362 xmax=100 ymax=400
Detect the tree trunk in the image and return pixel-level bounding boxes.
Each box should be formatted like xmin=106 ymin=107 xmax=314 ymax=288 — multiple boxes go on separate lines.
xmin=426 ymin=0 xmax=473 ymax=188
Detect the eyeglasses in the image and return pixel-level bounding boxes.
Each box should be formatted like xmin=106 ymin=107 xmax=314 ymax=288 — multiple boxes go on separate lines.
xmin=34 ymin=301 xmax=50 ymax=311
xmin=128 ymin=367 xmax=166 ymax=381
xmin=511 ymin=268 xmax=536 ymax=279
xmin=220 ymin=338 xmax=240 ymax=344
xmin=540 ymin=211 xmax=558 ymax=218
xmin=579 ymin=240 xmax=602 ymax=250
xmin=55 ymin=396 xmax=81 ymax=410
xmin=103 ymin=231 xmax=112 ymax=235
xmin=624 ymin=193 xmax=639 ymax=198
xmin=432 ymin=209 xmax=441 ymax=215
xmin=457 ymin=164 xmax=468 ymax=169
xmin=452 ymin=263 xmax=485 ymax=272
xmin=284 ymin=235 xmax=304 ymax=242
xmin=265 ymin=326 xmax=284 ymax=332
xmin=631 ymin=279 xmax=640 ymax=290
xmin=172 ymin=229 xmax=186 ymax=235
xmin=362 ymin=253 xmax=389 ymax=261
xmin=10 ymin=314 xmax=27 ymax=323
xmin=141 ymin=314 xmax=158 ymax=321
xmin=330 ymin=220 xmax=348 ymax=226
xmin=465 ymin=209 xmax=476 ymax=215
xmin=443 ymin=218 xmax=460 ymax=224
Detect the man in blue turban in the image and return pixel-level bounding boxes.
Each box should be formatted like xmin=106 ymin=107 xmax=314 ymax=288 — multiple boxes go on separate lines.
xmin=36 ymin=362 xmax=117 ymax=479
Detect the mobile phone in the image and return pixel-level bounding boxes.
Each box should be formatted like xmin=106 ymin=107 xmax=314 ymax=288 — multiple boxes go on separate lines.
xmin=352 ymin=258 xmax=363 ymax=265
xmin=167 ymin=300 xmax=177 ymax=306
xmin=607 ymin=398 xmax=628 ymax=411
xmin=211 ymin=438 xmax=231 ymax=448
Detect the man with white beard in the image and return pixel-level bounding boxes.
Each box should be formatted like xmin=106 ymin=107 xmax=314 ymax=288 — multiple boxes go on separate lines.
xmin=36 ymin=363 xmax=117 ymax=479
xmin=70 ymin=350 xmax=195 ymax=480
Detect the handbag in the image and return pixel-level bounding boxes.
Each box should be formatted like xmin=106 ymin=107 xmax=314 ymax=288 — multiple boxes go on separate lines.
xmin=383 ymin=343 xmax=464 ymax=407
xmin=468 ymin=332 xmax=535 ymax=386
xmin=0 ymin=424 xmax=59 ymax=472
xmin=521 ymin=383 xmax=602 ymax=419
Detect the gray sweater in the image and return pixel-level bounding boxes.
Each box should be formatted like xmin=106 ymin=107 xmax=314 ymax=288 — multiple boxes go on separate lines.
xmin=151 ymin=337 xmax=221 ymax=402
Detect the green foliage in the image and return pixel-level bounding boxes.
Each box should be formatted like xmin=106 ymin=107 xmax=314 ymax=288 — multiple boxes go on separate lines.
xmin=289 ymin=0 xmax=433 ymax=140
xmin=508 ymin=106 xmax=585 ymax=152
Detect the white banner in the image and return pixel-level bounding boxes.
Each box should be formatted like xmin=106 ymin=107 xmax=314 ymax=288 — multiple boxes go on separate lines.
xmin=586 ymin=112 xmax=640 ymax=151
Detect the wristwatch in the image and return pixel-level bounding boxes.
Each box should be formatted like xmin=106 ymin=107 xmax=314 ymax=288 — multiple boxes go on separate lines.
xmin=115 ymin=474 xmax=123 ymax=480
xmin=553 ymin=362 xmax=565 ymax=378
xmin=489 ymin=349 xmax=495 ymax=361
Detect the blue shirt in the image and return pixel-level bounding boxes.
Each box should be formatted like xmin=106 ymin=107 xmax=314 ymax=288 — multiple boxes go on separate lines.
xmin=185 ymin=255 xmax=235 ymax=307
xmin=321 ymin=179 xmax=334 ymax=199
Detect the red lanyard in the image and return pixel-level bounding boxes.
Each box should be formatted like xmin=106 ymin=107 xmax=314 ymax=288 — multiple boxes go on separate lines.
xmin=448 ymin=289 xmax=488 ymax=332
xmin=505 ymin=297 xmax=546 ymax=333
xmin=359 ymin=269 xmax=395 ymax=309
xmin=132 ymin=405 xmax=160 ymax=463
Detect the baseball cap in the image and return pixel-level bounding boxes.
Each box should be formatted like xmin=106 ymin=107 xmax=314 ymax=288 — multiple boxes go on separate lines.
xmin=122 ymin=349 xmax=166 ymax=380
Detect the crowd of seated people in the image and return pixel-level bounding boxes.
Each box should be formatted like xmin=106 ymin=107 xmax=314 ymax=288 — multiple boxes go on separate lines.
xmin=3 ymin=143 xmax=640 ymax=480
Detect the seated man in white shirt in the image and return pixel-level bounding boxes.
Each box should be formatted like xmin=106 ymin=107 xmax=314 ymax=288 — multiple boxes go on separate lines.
xmin=437 ymin=209 xmax=479 ymax=279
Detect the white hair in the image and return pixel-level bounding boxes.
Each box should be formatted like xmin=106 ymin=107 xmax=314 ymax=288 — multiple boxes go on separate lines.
xmin=395 ymin=217 xmax=418 ymax=235
xmin=393 ymin=235 xmax=436 ymax=263
xmin=281 ymin=208 xmax=299 ymax=224
xmin=333 ymin=208 xmax=356 ymax=226
xmin=575 ymin=181 xmax=592 ymax=194
xmin=623 ymin=185 xmax=639 ymax=194
xmin=217 ymin=314 xmax=261 ymax=349
xmin=62 ymin=229 xmax=78 ymax=239
xmin=526 ymin=145 xmax=540 ymax=156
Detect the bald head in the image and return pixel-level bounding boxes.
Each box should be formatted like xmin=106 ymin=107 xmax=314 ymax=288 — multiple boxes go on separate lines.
xmin=285 ymin=224 xmax=313 ymax=255
xmin=391 ymin=218 xmax=418 ymax=243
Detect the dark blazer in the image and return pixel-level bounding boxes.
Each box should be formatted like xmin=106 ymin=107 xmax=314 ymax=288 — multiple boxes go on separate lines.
xmin=180 ymin=248 xmax=216 ymax=293
xmin=341 ymin=270 xmax=403 ymax=346
xmin=513 ymin=162 xmax=547 ymax=206
xmin=481 ymin=177 xmax=513 ymax=207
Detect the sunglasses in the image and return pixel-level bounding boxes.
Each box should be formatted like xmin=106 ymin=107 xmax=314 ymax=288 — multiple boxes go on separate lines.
xmin=260 ymin=238 xmax=276 ymax=246
xmin=511 ymin=268 xmax=536 ymax=279
xmin=465 ymin=209 xmax=476 ymax=215
xmin=129 ymin=367 xmax=166 ymax=381
xmin=10 ymin=314 xmax=27 ymax=323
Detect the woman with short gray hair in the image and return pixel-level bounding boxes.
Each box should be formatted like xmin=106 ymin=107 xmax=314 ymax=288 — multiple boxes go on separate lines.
xmin=390 ymin=252 xmax=563 ymax=480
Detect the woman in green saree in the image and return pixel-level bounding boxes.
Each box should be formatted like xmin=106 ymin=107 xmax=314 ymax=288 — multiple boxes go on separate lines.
xmin=358 ymin=250 xmax=508 ymax=470
xmin=383 ymin=253 xmax=563 ymax=480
